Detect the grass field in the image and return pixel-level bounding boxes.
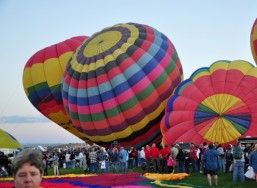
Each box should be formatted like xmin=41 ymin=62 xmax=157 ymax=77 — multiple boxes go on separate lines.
xmin=45 ymin=166 xmax=257 ymax=188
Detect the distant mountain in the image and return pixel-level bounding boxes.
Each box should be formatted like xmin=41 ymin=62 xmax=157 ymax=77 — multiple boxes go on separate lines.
xmin=0 ymin=116 xmax=50 ymax=123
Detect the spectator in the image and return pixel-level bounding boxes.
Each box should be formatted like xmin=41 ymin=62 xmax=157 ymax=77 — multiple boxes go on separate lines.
xmin=203 ymin=143 xmax=219 ymax=186
xmin=249 ymin=143 xmax=257 ymax=182
xmin=232 ymin=143 xmax=245 ymax=182
xmin=104 ymin=148 xmax=110 ymax=173
xmin=83 ymin=151 xmax=88 ymax=173
xmin=225 ymin=145 xmax=233 ymax=174
xmin=176 ymin=146 xmax=186 ymax=173
xmin=70 ymin=151 xmax=76 ymax=169
xmin=42 ymin=153 xmax=48 ymax=176
xmin=190 ymin=143 xmax=199 ymax=172
xmin=150 ymin=143 xmax=161 ymax=173
xmin=78 ymin=151 xmax=84 ymax=168
xmin=160 ymin=145 xmax=170 ymax=173
xmin=217 ymin=144 xmax=225 ymax=172
xmin=0 ymin=152 xmax=9 ymax=174
xmin=127 ymin=147 xmax=134 ymax=171
xmin=138 ymin=147 xmax=145 ymax=167
xmin=132 ymin=148 xmax=138 ymax=168
xmin=52 ymin=152 xmax=59 ymax=176
xmin=119 ymin=147 xmax=128 ymax=173
xmin=12 ymin=149 xmax=44 ymax=188
xmin=88 ymin=149 xmax=97 ymax=173
xmin=111 ymin=147 xmax=119 ymax=173
xmin=167 ymin=153 xmax=174 ymax=173
xmin=144 ymin=145 xmax=152 ymax=172
xmin=65 ymin=152 xmax=71 ymax=169
xmin=170 ymin=144 xmax=179 ymax=172
xmin=97 ymin=148 xmax=106 ymax=173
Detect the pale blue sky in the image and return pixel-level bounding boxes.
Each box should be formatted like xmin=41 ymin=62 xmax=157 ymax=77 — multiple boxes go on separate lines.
xmin=0 ymin=0 xmax=256 ymax=144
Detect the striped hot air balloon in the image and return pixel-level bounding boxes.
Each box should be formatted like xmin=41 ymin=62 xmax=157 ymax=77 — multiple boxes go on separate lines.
xmin=161 ymin=60 xmax=257 ymax=146
xmin=62 ymin=23 xmax=183 ymax=148
xmin=250 ymin=18 xmax=257 ymax=64
xmin=23 ymin=36 xmax=89 ymax=140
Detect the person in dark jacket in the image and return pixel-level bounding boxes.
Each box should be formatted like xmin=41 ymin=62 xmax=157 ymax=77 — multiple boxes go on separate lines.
xmin=203 ymin=143 xmax=219 ymax=186
xmin=176 ymin=147 xmax=186 ymax=173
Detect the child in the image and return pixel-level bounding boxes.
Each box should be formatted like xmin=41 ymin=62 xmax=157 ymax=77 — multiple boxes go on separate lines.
xmin=167 ymin=153 xmax=174 ymax=173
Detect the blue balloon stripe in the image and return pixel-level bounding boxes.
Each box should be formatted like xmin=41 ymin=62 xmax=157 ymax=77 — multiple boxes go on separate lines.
xmin=194 ymin=111 xmax=218 ymax=125
xmin=166 ymin=95 xmax=179 ymax=112
xmin=224 ymin=115 xmax=251 ymax=129
xmin=164 ymin=113 xmax=171 ymax=130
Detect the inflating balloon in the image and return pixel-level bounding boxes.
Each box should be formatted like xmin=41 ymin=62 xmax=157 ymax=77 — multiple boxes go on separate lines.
xmin=23 ymin=36 xmax=89 ymax=140
xmin=62 ymin=23 xmax=183 ymax=148
xmin=161 ymin=60 xmax=257 ymax=146
xmin=250 ymin=18 xmax=257 ymax=64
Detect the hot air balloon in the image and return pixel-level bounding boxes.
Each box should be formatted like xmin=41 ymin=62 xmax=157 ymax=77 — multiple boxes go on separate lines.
xmin=250 ymin=18 xmax=257 ymax=64
xmin=0 ymin=129 xmax=23 ymax=150
xmin=161 ymin=60 xmax=257 ymax=146
xmin=23 ymin=36 xmax=89 ymax=140
xmin=62 ymin=23 xmax=183 ymax=148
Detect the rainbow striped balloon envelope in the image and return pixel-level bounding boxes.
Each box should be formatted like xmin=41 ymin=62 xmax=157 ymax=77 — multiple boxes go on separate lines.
xmin=62 ymin=23 xmax=183 ymax=148
xmin=23 ymin=36 xmax=89 ymax=140
xmin=251 ymin=18 xmax=257 ymax=64
xmin=161 ymin=60 xmax=257 ymax=146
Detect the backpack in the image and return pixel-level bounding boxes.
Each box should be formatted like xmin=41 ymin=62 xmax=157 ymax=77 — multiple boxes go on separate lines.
xmin=233 ymin=146 xmax=243 ymax=160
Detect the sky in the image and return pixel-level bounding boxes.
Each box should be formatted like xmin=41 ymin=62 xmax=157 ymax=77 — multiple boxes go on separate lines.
xmin=0 ymin=0 xmax=256 ymax=145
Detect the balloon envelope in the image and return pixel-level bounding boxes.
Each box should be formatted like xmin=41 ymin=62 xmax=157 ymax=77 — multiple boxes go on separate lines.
xmin=23 ymin=36 xmax=89 ymax=141
xmin=0 ymin=129 xmax=22 ymax=149
xmin=62 ymin=23 xmax=183 ymax=148
xmin=161 ymin=60 xmax=257 ymax=146
xmin=250 ymin=18 xmax=257 ymax=64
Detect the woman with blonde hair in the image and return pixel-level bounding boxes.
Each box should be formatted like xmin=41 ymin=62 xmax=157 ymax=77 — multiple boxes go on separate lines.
xmin=249 ymin=143 xmax=257 ymax=182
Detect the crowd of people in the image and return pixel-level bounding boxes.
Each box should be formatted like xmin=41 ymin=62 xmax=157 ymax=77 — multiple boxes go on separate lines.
xmin=1 ymin=141 xmax=257 ymax=187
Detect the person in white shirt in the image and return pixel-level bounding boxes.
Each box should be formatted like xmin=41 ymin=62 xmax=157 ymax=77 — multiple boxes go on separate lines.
xmin=138 ymin=147 xmax=145 ymax=166
xmin=65 ymin=152 xmax=71 ymax=169
xmin=78 ymin=151 xmax=84 ymax=168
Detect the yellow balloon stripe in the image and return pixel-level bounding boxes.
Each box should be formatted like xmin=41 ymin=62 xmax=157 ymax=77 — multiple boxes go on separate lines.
xmin=23 ymin=53 xmax=72 ymax=88
xmin=191 ymin=70 xmax=210 ymax=82
xmin=227 ymin=60 xmax=254 ymax=74
xmin=23 ymin=68 xmax=34 ymax=95
xmin=199 ymin=94 xmax=246 ymax=143
xmin=209 ymin=60 xmax=230 ymax=73
xmin=209 ymin=60 xmax=254 ymax=75
xmin=246 ymin=66 xmax=257 ymax=78
xmin=203 ymin=117 xmax=241 ymax=143
xmin=71 ymin=25 xmax=140 ymax=72
xmin=84 ymin=31 xmax=122 ymax=57
xmin=44 ymin=58 xmax=63 ymax=87
xmin=201 ymin=94 xmax=240 ymax=114
xmin=28 ymin=63 xmax=46 ymax=85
